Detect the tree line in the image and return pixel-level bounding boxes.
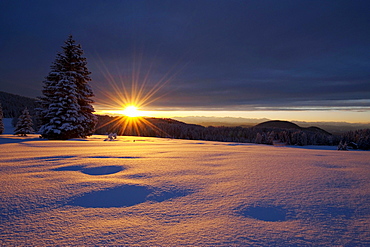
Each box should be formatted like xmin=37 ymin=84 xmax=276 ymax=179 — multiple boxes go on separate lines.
xmin=1 ymin=103 xmax=369 ymax=149
xmin=94 ymin=115 xmax=370 ymax=150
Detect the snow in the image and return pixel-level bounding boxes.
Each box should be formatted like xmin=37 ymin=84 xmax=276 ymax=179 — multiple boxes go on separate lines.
xmin=2 ymin=118 xmax=14 ymax=134
xmin=0 ymin=134 xmax=369 ymax=246
xmin=287 ymin=145 xmax=338 ymax=151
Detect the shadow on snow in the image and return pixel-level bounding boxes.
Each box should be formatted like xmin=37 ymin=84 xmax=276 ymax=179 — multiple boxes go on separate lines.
xmin=52 ymin=165 xmax=125 ymax=175
xmin=68 ymin=185 xmax=192 ymax=208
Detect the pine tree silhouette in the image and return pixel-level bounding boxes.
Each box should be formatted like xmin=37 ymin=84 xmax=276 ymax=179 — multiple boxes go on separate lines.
xmin=39 ymin=35 xmax=97 ymax=139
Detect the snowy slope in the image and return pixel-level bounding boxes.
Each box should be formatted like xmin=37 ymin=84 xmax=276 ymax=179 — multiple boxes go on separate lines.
xmin=2 ymin=118 xmax=14 ymax=134
xmin=0 ymin=134 xmax=369 ymax=246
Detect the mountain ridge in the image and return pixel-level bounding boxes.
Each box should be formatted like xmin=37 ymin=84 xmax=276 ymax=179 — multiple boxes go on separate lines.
xmin=254 ymin=120 xmax=332 ymax=135
xmin=0 ymin=91 xmax=39 ymax=118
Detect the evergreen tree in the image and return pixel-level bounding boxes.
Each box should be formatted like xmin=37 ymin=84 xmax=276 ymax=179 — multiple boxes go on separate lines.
xmin=14 ymin=108 xmax=34 ymax=136
xmin=39 ymin=35 xmax=97 ymax=139
xmin=39 ymin=74 xmax=83 ymax=139
xmin=255 ymin=132 xmax=263 ymax=144
xmin=0 ymin=103 xmax=4 ymax=134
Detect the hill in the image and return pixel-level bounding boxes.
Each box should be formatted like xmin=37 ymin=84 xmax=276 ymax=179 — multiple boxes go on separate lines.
xmin=0 ymin=91 xmax=39 ymax=118
xmin=173 ymin=116 xmax=370 ymax=133
xmin=305 ymin=126 xmax=332 ymax=136
xmin=255 ymin=120 xmax=301 ymax=130
xmin=255 ymin=120 xmax=331 ymax=135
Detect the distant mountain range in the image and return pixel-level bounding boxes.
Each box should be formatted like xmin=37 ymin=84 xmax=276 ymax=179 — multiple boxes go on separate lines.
xmin=1 ymin=91 xmax=369 ymax=134
xmin=174 ymin=116 xmax=370 ymax=134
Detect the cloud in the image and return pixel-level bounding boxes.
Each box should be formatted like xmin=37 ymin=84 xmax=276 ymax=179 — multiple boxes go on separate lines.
xmin=1 ymin=0 xmax=370 ymax=112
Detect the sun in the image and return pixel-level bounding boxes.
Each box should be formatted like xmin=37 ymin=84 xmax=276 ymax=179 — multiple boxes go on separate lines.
xmin=122 ymin=105 xmax=142 ymax=118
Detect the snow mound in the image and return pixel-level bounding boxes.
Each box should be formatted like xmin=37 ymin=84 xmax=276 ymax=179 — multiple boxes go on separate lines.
xmin=238 ymin=205 xmax=288 ymax=222
xmin=82 ymin=166 xmax=124 ymax=175
xmin=68 ymin=185 xmax=192 ymax=208
xmin=316 ymin=206 xmax=354 ymax=219
xmin=86 ymin=155 xmax=140 ymax=159
xmin=53 ymin=165 xmax=125 ymax=175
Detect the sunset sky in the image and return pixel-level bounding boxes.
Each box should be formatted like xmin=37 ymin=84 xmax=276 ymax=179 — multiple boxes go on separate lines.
xmin=1 ymin=0 xmax=369 ymax=123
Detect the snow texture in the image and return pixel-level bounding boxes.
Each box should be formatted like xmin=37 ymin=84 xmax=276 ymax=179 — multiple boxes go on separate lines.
xmin=0 ymin=135 xmax=369 ymax=246
xmin=1 ymin=118 xmax=14 ymax=134
xmin=0 ymin=104 xmax=4 ymax=134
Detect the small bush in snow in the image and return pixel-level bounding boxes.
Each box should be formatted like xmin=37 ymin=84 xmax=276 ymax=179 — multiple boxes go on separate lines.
xmin=105 ymin=133 xmax=117 ymax=141
xmin=337 ymin=141 xmax=348 ymax=151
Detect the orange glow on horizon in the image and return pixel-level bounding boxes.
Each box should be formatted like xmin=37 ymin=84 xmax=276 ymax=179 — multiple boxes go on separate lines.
xmin=93 ymin=108 xmax=370 ymax=124
xmin=94 ymin=114 xmax=169 ymax=137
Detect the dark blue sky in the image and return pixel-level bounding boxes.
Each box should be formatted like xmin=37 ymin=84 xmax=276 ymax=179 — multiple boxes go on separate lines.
xmin=1 ymin=0 xmax=370 ymax=114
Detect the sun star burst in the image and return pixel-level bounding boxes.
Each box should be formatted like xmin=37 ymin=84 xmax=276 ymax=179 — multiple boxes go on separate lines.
xmin=122 ymin=105 xmax=141 ymax=118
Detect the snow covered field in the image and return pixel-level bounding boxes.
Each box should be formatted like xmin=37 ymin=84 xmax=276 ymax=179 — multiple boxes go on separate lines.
xmin=1 ymin=134 xmax=369 ymax=246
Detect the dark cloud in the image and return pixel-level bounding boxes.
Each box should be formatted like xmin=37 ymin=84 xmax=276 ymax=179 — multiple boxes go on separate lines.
xmin=1 ymin=0 xmax=370 ymax=111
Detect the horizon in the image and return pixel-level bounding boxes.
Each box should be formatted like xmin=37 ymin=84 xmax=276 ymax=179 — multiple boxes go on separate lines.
xmin=1 ymin=89 xmax=369 ymax=125
xmin=94 ymin=108 xmax=370 ymax=124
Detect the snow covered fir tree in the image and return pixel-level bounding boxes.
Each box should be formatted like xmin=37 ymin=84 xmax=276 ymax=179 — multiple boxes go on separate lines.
xmin=39 ymin=35 xmax=97 ymax=139
xmin=39 ymin=74 xmax=85 ymax=139
xmin=0 ymin=103 xmax=4 ymax=134
xmin=14 ymin=108 xmax=34 ymax=136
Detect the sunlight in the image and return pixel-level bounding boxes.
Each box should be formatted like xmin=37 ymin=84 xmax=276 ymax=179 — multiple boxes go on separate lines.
xmin=92 ymin=50 xmax=187 ymax=138
xmin=121 ymin=105 xmax=142 ymax=118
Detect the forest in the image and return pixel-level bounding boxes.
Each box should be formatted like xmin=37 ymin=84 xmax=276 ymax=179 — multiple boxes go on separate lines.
xmin=95 ymin=115 xmax=370 ymax=150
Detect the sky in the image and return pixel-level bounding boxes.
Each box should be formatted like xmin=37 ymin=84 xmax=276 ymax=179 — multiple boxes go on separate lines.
xmin=1 ymin=0 xmax=370 ymax=123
